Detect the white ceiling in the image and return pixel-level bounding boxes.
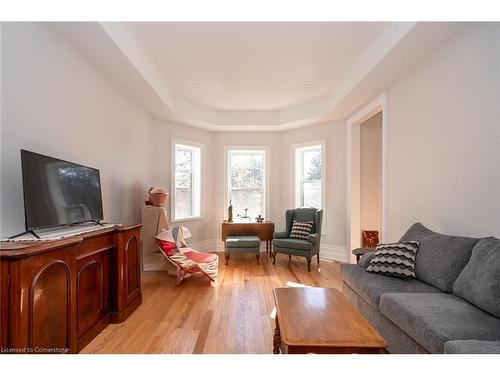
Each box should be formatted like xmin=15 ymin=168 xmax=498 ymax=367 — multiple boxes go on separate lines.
xmin=125 ymin=22 xmax=388 ymax=112
xmin=55 ymin=22 xmax=464 ymax=131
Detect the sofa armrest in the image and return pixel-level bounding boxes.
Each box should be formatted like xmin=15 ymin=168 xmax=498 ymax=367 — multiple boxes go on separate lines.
xmin=273 ymin=231 xmax=289 ymax=239
xmin=358 ymin=251 xmax=376 ymax=268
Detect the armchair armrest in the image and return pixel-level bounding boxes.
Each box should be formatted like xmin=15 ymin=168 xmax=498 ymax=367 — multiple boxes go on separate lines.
xmin=273 ymin=231 xmax=289 ymax=239
xmin=307 ymin=233 xmax=318 ymax=245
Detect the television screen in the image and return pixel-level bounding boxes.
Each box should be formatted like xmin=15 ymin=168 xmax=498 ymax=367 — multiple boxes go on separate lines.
xmin=21 ymin=150 xmax=104 ymax=230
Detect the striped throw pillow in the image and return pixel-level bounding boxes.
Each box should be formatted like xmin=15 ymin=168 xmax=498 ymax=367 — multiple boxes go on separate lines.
xmin=289 ymin=220 xmax=314 ymax=240
xmin=366 ymin=241 xmax=419 ymax=278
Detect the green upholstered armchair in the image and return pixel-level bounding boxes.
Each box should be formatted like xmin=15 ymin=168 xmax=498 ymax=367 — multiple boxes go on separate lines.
xmin=272 ymin=207 xmax=323 ymax=271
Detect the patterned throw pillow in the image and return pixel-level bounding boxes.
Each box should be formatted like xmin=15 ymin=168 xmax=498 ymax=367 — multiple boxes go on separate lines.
xmin=289 ymin=220 xmax=314 ymax=240
xmin=366 ymin=241 xmax=419 ymax=278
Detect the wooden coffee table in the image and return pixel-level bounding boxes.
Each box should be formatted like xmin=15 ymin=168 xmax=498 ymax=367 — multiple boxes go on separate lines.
xmin=272 ymin=287 xmax=387 ymax=354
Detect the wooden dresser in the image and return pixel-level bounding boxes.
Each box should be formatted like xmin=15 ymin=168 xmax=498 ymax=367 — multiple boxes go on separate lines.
xmin=0 ymin=224 xmax=142 ymax=354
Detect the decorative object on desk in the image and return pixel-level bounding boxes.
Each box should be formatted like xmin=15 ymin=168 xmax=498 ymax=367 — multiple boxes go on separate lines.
xmin=238 ymin=208 xmax=251 ymax=222
xmin=227 ymin=200 xmax=233 ymax=223
xmin=362 ymin=230 xmax=380 ymax=248
xmin=255 ymin=214 xmax=264 ymax=223
xmin=148 ymin=186 xmax=169 ymax=207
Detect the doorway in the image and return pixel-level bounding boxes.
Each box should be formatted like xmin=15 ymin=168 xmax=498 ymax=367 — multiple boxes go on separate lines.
xmin=346 ymin=94 xmax=387 ymax=263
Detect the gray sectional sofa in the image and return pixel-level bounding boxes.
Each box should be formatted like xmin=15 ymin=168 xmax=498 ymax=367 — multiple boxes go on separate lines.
xmin=341 ymin=223 xmax=500 ymax=354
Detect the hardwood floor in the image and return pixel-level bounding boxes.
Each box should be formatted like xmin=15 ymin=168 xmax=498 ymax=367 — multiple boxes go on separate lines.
xmin=81 ymin=252 xmax=343 ymax=354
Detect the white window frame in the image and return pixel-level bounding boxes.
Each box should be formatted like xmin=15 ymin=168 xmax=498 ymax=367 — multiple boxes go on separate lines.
xmin=171 ymin=139 xmax=204 ymax=222
xmin=224 ymin=146 xmax=269 ymax=221
xmin=292 ymin=140 xmax=326 ymax=233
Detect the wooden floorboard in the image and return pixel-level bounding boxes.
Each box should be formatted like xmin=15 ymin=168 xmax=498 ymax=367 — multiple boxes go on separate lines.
xmin=81 ymin=252 xmax=343 ymax=354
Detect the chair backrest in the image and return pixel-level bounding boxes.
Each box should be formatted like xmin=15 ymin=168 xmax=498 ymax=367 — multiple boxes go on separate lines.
xmin=285 ymin=208 xmax=323 ymax=235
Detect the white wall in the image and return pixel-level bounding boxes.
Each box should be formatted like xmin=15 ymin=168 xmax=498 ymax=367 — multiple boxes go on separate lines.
xmin=0 ymin=23 xmax=154 ymax=236
xmin=208 ymin=127 xmax=349 ymax=258
xmin=210 ymin=132 xmax=284 ymax=241
xmin=385 ymin=23 xmax=500 ymax=240
xmin=360 ymin=112 xmax=382 ymax=233
xmin=282 ymin=121 xmax=348 ymax=257
xmin=148 ymin=119 xmax=214 ymax=243
xmin=2 ymin=22 xmax=499 ymax=256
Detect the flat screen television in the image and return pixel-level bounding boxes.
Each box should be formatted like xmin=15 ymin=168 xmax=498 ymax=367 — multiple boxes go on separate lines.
xmin=21 ymin=150 xmax=104 ymax=231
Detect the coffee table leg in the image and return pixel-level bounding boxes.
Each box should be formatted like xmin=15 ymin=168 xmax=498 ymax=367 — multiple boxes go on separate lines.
xmin=273 ymin=316 xmax=281 ymax=354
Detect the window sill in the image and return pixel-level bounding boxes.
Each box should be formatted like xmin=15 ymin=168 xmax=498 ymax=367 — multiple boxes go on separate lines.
xmin=171 ymin=216 xmax=205 ymax=223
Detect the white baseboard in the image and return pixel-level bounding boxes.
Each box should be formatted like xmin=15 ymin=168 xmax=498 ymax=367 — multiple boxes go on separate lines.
xmin=189 ymin=238 xmax=349 ymax=262
xmin=320 ymin=244 xmax=350 ymax=262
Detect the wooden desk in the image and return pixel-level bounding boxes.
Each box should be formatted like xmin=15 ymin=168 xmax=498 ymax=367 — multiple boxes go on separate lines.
xmin=0 ymin=224 xmax=142 ymax=353
xmin=272 ymin=287 xmax=387 ymax=354
xmin=221 ymin=222 xmax=275 ymax=255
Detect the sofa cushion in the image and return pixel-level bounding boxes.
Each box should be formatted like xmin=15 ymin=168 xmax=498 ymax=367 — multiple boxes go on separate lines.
xmin=399 ymin=222 xmax=480 ymax=292
xmin=379 ymin=293 xmax=500 ymax=353
xmin=453 ymin=237 xmax=500 ymax=318
xmin=444 ymin=340 xmax=500 ymax=354
xmin=273 ymin=238 xmax=313 ymax=251
xmin=366 ymin=241 xmax=419 ymax=278
xmin=341 ymin=264 xmax=441 ymax=309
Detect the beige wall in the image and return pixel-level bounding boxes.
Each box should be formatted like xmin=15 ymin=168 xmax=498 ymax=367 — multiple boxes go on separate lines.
xmin=385 ymin=23 xmax=500 ymax=240
xmin=360 ymin=112 xmax=382 ymax=233
xmin=1 ymin=23 xmax=154 ymax=236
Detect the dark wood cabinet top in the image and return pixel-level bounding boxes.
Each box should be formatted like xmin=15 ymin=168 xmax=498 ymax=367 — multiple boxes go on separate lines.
xmin=0 ymin=224 xmax=142 ymax=259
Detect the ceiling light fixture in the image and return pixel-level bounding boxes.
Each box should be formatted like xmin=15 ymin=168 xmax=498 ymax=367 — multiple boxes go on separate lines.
xmin=303 ymin=83 xmax=312 ymax=88
xmin=192 ymin=82 xmax=200 ymax=88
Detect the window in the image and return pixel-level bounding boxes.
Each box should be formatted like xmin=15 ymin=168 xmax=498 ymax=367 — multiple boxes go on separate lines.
xmin=173 ymin=142 xmax=202 ymax=221
xmin=227 ymin=149 xmax=267 ymax=221
xmin=295 ymin=143 xmax=324 ymax=209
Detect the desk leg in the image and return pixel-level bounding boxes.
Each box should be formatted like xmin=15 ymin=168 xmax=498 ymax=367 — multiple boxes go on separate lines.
xmin=269 ymin=241 xmax=273 ymax=257
xmin=273 ymin=316 xmax=281 ymax=354
xmin=266 ymin=241 xmax=268 ymax=253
